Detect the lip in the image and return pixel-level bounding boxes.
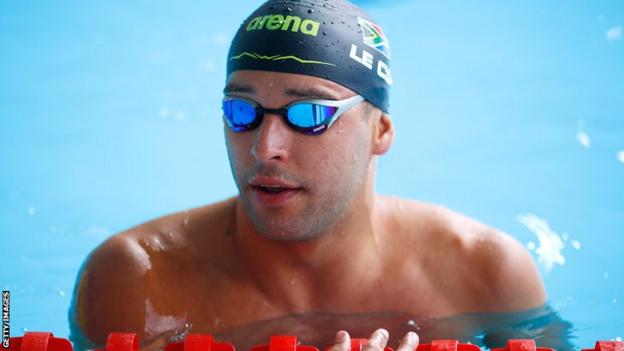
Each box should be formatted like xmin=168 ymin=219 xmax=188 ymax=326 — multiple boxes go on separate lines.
xmin=249 ymin=176 xmax=303 ymax=207
xmin=249 ymin=176 xmax=300 ymax=189
xmin=252 ymin=187 xmax=302 ymax=207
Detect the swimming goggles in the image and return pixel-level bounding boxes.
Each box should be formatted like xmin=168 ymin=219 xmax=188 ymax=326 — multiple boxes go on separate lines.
xmin=222 ymin=94 xmax=365 ymax=135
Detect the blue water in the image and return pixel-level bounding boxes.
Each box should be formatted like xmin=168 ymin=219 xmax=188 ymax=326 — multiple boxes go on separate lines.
xmin=1 ymin=0 xmax=623 ymax=348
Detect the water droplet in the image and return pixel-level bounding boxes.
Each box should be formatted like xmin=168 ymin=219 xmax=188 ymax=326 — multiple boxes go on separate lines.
xmin=407 ymin=320 xmax=416 ymax=327
xmin=617 ymin=150 xmax=624 ymax=164
xmin=286 ymin=7 xmax=292 ymax=12
xmin=576 ymin=131 xmax=590 ymax=148
xmin=170 ymin=322 xmax=193 ymax=342
xmin=571 ymin=240 xmax=581 ymax=250
xmin=307 ymin=9 xmax=314 ymax=14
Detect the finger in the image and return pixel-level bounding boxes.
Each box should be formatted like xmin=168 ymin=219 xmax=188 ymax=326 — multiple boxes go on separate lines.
xmin=396 ymin=332 xmax=419 ymax=351
xmin=362 ymin=329 xmax=389 ymax=351
xmin=328 ymin=330 xmax=351 ymax=351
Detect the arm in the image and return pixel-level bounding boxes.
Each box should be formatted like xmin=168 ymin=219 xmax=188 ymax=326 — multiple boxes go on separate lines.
xmin=476 ymin=230 xmax=547 ymax=312
xmin=473 ymin=230 xmax=574 ymax=350
xmin=68 ymin=234 xmax=152 ymax=350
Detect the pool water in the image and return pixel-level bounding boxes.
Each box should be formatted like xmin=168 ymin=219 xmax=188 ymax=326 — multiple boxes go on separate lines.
xmin=1 ymin=0 xmax=622 ymax=349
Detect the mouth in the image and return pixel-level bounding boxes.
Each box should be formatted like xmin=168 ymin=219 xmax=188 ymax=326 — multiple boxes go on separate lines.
xmin=252 ymin=185 xmax=302 ymax=194
xmin=249 ymin=178 xmax=304 ymax=206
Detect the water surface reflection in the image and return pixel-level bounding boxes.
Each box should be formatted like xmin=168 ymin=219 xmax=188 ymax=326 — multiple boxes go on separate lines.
xmin=214 ymin=306 xmax=574 ymax=351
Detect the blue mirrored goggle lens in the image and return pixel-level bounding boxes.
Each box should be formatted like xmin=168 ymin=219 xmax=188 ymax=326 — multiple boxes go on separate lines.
xmin=222 ymin=99 xmax=340 ymax=133
xmin=287 ymin=103 xmax=338 ymax=128
xmin=222 ymin=99 xmax=257 ymax=130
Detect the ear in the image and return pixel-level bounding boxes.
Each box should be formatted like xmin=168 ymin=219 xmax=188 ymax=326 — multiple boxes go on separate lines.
xmin=372 ymin=112 xmax=394 ymax=155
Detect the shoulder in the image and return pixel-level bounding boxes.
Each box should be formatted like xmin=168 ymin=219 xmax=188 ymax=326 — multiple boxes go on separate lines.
xmin=449 ymin=213 xmax=547 ymax=312
xmin=380 ymin=196 xmax=546 ymax=313
xmin=69 ymin=228 xmax=153 ymax=348
xmin=69 ymin=198 xmax=237 ymax=348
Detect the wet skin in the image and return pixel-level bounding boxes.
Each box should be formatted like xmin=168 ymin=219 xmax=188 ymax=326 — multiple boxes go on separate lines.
xmin=69 ymin=71 xmax=546 ymax=351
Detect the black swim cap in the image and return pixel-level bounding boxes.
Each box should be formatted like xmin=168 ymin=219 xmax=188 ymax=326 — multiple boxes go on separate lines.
xmin=227 ymin=0 xmax=392 ymax=113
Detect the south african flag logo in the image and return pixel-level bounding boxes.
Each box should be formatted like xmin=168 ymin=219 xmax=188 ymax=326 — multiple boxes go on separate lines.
xmin=358 ymin=17 xmax=390 ymax=58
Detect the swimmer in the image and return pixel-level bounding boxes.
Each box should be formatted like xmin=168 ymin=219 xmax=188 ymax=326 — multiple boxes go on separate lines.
xmin=69 ymin=1 xmax=547 ymax=350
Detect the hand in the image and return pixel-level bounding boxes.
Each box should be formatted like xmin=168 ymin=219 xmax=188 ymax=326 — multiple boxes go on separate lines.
xmin=328 ymin=329 xmax=419 ymax=351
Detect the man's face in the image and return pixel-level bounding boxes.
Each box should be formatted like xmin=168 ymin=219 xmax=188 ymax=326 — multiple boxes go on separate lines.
xmin=224 ymin=70 xmax=374 ymax=241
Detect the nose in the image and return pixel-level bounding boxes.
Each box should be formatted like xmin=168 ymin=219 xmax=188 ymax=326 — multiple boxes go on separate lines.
xmin=250 ymin=113 xmax=294 ymax=163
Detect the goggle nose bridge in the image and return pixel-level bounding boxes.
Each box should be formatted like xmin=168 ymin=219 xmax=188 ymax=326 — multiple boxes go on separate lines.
xmin=255 ymin=107 xmax=289 ymax=119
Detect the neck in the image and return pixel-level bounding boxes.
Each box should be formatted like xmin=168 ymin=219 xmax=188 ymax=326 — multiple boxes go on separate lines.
xmin=231 ymin=165 xmax=387 ymax=312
